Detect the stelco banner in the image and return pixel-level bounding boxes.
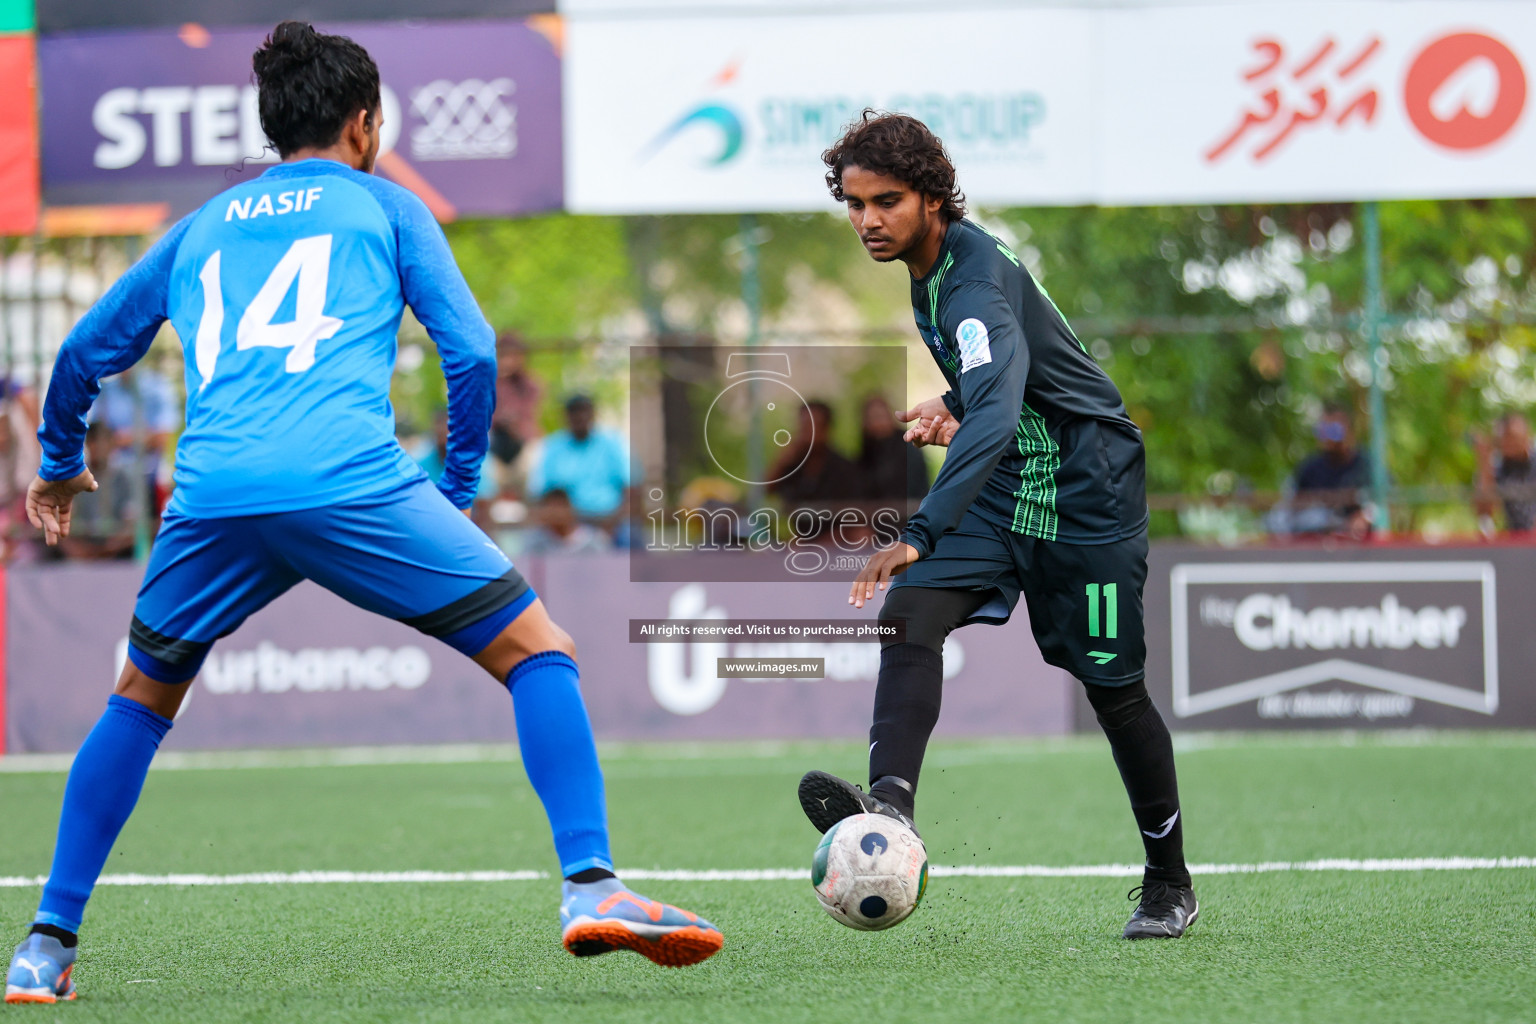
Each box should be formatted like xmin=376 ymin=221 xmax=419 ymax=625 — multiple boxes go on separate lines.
xmin=4 ymin=558 xmax=1072 ymax=754
xmin=1143 ymin=545 xmax=1536 ymax=730
xmin=39 ymin=19 xmax=564 ymax=219
xmin=565 ymin=1 xmax=1536 ymax=212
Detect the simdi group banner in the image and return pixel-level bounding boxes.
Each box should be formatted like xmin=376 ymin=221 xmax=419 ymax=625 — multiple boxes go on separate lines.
xmin=565 ymin=1 xmax=1536 ymax=212
xmin=3 ymin=558 xmax=1072 ymax=754
xmin=38 ymin=18 xmax=563 ymax=220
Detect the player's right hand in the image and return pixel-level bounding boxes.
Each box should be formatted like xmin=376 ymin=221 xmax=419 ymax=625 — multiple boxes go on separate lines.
xmin=26 ymin=470 xmax=98 ymax=546
xmin=897 ymin=397 xmax=957 ymax=448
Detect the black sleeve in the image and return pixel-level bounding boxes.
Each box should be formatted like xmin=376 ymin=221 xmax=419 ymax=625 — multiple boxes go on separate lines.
xmin=901 ymin=283 xmax=1030 ymax=557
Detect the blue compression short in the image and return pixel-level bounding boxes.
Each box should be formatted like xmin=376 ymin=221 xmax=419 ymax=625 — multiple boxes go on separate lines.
xmin=126 ymin=478 xmax=535 ymax=683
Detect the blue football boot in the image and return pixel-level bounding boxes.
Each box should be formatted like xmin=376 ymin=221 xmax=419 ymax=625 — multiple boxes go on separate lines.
xmin=5 ymin=932 xmax=77 ymax=1004
xmin=560 ymin=877 xmax=723 ymax=967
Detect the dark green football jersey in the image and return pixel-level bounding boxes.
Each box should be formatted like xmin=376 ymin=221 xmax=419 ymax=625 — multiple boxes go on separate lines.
xmin=902 ymin=218 xmax=1147 ymax=555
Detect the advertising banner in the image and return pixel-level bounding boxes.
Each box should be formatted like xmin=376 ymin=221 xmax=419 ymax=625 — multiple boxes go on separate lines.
xmin=565 ymin=2 xmax=1536 ymax=213
xmin=4 ymin=557 xmax=1071 ymax=754
xmin=0 ymin=34 xmax=38 ymax=235
xmin=0 ymin=0 xmax=30 ymax=33
xmin=564 ymin=8 xmax=1097 ymax=213
xmin=1141 ymin=544 xmax=1536 ymax=730
xmin=37 ymin=0 xmax=551 ymax=34
xmin=39 ymin=19 xmax=563 ymax=219
xmin=1099 ymin=2 xmax=1536 ymax=204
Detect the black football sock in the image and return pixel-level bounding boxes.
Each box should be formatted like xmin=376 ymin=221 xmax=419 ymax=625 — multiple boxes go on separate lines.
xmin=28 ymin=923 xmax=78 ymax=948
xmin=565 ymin=867 xmax=617 ymax=884
xmin=867 ymin=644 xmax=944 ymax=819
xmin=1084 ymin=678 xmax=1190 ymax=887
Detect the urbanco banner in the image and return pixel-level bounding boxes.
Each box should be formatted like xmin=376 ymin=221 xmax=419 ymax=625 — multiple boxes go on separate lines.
xmin=39 ymin=19 xmax=563 ymax=219
xmin=565 ymin=2 xmax=1536 ymax=213
xmin=3 ymin=557 xmax=1072 ymax=754
xmin=564 ymin=8 xmax=1097 ymax=213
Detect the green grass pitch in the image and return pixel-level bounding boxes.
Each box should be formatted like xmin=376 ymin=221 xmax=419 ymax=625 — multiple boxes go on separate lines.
xmin=2 ymin=733 xmax=1534 ymax=1023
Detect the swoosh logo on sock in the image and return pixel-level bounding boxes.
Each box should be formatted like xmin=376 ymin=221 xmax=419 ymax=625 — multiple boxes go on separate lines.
xmin=1141 ymin=809 xmax=1180 ymax=839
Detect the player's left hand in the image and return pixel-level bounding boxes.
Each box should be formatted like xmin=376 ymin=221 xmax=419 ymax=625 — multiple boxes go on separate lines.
xmin=26 ymin=470 xmax=98 ymax=546
xmin=909 ymin=415 xmax=960 ymax=448
xmin=850 ymin=542 xmax=920 ymax=608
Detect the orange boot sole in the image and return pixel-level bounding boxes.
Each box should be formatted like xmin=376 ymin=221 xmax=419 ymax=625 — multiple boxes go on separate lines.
xmin=562 ymin=921 xmax=723 ymax=967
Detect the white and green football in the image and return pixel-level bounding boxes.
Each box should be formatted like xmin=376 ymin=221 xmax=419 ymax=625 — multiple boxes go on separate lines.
xmin=811 ymin=813 xmax=928 ymax=931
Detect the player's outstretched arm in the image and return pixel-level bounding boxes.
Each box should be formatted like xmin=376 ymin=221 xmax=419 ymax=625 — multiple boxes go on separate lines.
xmin=900 ymin=283 xmax=1030 ymax=559
xmin=388 ymin=189 xmax=496 ymax=510
xmin=36 ymin=217 xmax=193 ymax=486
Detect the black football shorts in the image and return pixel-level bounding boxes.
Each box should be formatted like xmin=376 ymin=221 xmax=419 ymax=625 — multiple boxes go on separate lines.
xmin=891 ymin=507 xmax=1148 ymax=685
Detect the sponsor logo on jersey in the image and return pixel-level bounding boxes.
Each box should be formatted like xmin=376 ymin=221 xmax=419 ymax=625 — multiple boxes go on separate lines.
xmin=957 ymin=318 xmax=991 ymax=373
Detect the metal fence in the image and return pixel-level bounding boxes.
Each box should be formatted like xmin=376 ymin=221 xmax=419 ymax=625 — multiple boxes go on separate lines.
xmin=4 ymin=221 xmax=1536 ymax=563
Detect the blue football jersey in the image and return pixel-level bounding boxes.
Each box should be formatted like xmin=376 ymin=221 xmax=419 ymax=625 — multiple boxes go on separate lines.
xmin=37 ymin=158 xmax=495 ymax=517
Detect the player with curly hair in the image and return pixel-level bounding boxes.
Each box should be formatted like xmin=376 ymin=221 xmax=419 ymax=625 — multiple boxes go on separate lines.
xmin=798 ymin=110 xmax=1198 ymax=939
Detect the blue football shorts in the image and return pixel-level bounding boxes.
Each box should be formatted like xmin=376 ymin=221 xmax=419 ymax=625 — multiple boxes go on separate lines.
xmin=126 ymin=477 xmax=536 ymax=683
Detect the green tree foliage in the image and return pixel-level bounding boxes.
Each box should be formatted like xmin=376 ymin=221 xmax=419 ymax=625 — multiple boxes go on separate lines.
xmin=428 ymin=199 xmax=1536 ymax=533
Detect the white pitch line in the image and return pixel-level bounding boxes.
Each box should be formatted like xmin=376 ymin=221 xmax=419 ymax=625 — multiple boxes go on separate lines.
xmin=0 ymin=858 xmax=1532 ymax=889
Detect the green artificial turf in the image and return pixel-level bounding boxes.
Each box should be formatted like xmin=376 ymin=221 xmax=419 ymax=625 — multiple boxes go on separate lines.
xmin=2 ymin=734 xmax=1534 ymax=1022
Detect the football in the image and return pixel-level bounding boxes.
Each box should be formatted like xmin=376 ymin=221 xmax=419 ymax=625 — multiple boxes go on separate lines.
xmin=811 ymin=813 xmax=928 ymax=931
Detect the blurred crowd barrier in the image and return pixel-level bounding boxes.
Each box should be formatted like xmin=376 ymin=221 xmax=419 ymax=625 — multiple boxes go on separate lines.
xmin=5 ymin=545 xmax=1534 ymax=754
xmin=1 ymin=555 xmax=1069 ymax=753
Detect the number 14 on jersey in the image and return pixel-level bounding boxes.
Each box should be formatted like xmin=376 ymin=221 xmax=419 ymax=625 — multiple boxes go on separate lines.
xmin=195 ymin=233 xmax=344 ymax=386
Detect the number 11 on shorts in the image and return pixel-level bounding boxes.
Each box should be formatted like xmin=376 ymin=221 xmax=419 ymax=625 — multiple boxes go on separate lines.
xmin=1086 ymin=582 xmax=1117 ymax=639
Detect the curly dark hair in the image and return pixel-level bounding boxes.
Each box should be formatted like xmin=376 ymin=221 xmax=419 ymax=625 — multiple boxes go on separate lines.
xmin=253 ymin=21 xmax=380 ymax=158
xmin=823 ymin=110 xmax=966 ymax=221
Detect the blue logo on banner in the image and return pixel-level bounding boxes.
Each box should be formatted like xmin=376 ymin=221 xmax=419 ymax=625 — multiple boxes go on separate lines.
xmin=642 ymin=103 xmax=745 ymax=166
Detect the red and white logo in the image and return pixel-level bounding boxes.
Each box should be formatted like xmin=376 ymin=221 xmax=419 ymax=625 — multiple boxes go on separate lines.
xmin=1404 ymin=31 xmax=1527 ymax=151
xmin=1208 ymin=27 xmax=1528 ymax=163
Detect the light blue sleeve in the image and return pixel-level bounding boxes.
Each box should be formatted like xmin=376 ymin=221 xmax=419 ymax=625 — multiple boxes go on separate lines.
xmin=527 ymin=437 xmax=553 ymax=497
xmin=477 ymin=454 xmax=499 ymax=501
xmin=355 ymin=174 xmax=495 ymax=510
xmin=606 ymin=431 xmax=633 ymax=487
xmin=37 ymin=216 xmax=194 ymax=481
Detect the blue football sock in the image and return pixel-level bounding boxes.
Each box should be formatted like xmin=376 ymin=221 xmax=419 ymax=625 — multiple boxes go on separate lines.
xmin=35 ymin=695 xmax=173 ymax=933
xmin=506 ymin=652 xmax=613 ymax=877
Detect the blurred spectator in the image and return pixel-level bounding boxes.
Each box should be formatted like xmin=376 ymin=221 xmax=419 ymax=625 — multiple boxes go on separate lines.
xmin=91 ymin=367 xmax=180 ymax=528
xmin=1474 ymin=412 xmax=1536 ymax=533
xmin=529 ymin=395 xmax=632 ymax=530
xmin=520 ymin=488 xmax=610 ymax=555
xmin=677 ymin=475 xmax=746 ymax=548
xmin=1267 ymin=405 xmax=1373 ymax=538
xmin=858 ymin=395 xmax=930 ymax=506
xmin=414 ymin=410 xmax=498 ymax=523
xmin=0 ymin=375 xmax=39 ymax=434
xmin=0 ymin=388 xmax=37 ymax=560
xmin=56 ymin=422 xmax=137 ymax=560
xmin=768 ymin=400 xmax=863 ymax=507
xmin=490 ymin=332 xmax=542 ymax=467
